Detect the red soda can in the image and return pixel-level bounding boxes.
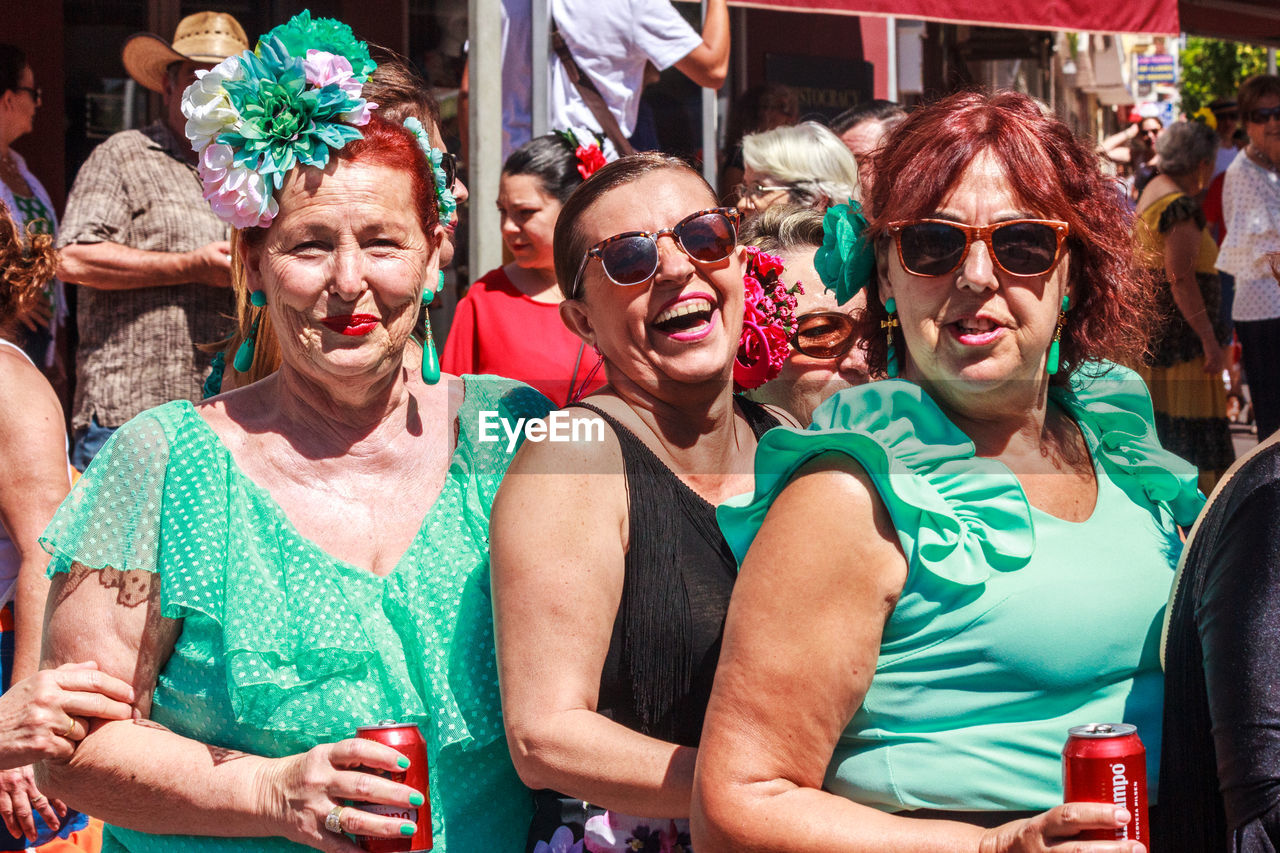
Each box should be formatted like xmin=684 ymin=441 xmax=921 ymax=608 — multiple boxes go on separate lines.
xmin=1062 ymin=723 xmax=1149 ymax=848
xmin=352 ymin=721 xmax=432 ymax=852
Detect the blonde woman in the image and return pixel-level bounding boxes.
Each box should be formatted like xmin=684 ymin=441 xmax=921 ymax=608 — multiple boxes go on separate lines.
xmin=736 ymin=121 xmax=860 ymax=217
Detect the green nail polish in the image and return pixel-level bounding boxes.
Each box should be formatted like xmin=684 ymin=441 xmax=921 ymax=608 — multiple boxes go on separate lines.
xmin=397 ymin=756 xmax=410 ymax=769
xmin=409 ymin=792 xmax=425 ymax=806
xmin=400 ymin=823 xmax=416 ymax=836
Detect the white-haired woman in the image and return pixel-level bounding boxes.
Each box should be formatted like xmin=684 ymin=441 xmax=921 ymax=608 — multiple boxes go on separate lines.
xmin=1134 ymin=119 xmax=1234 ymax=492
xmin=736 ymin=121 xmax=860 ymax=218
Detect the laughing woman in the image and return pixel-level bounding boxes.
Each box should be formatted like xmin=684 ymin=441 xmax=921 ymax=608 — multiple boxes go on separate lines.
xmin=491 ymin=154 xmax=791 ymax=852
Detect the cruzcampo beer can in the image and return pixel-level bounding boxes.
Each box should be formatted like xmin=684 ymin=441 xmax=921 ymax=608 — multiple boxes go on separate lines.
xmin=1062 ymin=723 xmax=1149 ymax=848
xmin=353 ymin=721 xmax=432 ymax=852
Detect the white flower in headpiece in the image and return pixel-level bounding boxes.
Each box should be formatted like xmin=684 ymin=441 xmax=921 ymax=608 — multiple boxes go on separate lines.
xmin=183 ymin=55 xmax=245 ymax=154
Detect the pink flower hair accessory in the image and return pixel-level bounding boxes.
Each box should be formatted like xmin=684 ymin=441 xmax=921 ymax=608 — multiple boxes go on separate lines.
xmin=733 ymin=246 xmax=803 ymax=391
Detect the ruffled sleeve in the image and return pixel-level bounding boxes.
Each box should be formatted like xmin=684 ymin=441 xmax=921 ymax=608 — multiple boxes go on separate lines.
xmin=41 ymin=404 xmax=179 ymax=576
xmin=386 ymin=375 xmax=554 ymax=758
xmin=1055 ymin=361 xmax=1205 ymax=527
xmin=1218 ymin=160 xmax=1280 ymax=281
xmin=718 ymin=381 xmax=1034 ymax=587
xmin=1157 ymin=195 xmax=1207 ymax=233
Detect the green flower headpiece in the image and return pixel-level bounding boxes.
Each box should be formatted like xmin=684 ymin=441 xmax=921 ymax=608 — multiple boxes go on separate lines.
xmin=814 ymin=199 xmax=876 ymax=305
xmin=182 ymin=11 xmax=377 ymax=228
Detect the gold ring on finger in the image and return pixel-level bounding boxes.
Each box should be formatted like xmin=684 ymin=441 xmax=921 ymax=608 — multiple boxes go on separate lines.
xmin=58 ymin=718 xmax=76 ymax=739
xmin=324 ymin=805 xmax=346 ymax=834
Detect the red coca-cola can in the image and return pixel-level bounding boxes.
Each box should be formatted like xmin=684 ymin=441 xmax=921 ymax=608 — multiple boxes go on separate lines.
xmin=1062 ymin=723 xmax=1149 ymax=848
xmin=352 ymin=721 xmax=432 ymax=852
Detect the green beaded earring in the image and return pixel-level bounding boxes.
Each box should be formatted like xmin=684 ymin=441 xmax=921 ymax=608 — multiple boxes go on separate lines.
xmin=234 ymin=290 xmax=267 ymax=373
xmin=882 ymin=297 xmax=901 ymax=378
xmin=420 ymin=272 xmax=442 ymax=385
xmin=1047 ymin=294 xmax=1071 ymax=376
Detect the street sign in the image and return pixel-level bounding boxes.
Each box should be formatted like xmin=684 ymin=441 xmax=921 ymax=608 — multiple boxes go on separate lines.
xmin=1136 ymin=54 xmax=1176 ymax=85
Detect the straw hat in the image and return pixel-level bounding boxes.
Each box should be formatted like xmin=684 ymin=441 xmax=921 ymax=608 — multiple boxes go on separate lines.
xmin=122 ymin=12 xmax=249 ymax=93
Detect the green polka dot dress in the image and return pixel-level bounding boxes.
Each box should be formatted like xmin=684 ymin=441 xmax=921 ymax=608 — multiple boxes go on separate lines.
xmin=42 ymin=376 xmax=552 ymax=852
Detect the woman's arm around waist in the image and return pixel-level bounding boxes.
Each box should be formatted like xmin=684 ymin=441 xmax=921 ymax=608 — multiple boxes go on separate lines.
xmin=37 ymin=564 xmax=423 ymax=852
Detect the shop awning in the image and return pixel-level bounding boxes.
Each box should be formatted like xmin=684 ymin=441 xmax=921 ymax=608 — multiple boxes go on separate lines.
xmin=1179 ymin=0 xmax=1280 ymax=47
xmin=724 ymin=0 xmax=1179 ymax=36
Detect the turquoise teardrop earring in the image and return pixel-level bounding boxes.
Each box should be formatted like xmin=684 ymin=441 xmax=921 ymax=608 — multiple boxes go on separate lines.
xmin=882 ymin=297 xmax=901 ymax=378
xmin=420 ymin=271 xmax=442 ymax=385
xmin=1047 ymin=294 xmax=1071 ymax=376
xmin=234 ymin=290 xmax=268 ymax=373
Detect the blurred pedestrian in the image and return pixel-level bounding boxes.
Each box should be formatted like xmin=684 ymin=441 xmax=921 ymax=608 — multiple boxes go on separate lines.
xmin=1134 ymin=120 xmax=1234 ymax=491
xmin=493 ymin=0 xmax=728 ymax=156
xmin=56 ymin=12 xmax=247 ymax=470
xmin=0 ymin=45 xmax=63 ymax=376
xmin=1209 ymin=98 xmax=1243 ymax=178
xmin=1218 ymin=74 xmax=1280 ymax=440
xmin=831 ymin=99 xmax=906 ymax=197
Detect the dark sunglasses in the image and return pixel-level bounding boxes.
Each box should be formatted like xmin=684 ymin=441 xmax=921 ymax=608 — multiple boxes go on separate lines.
xmin=437 ymin=150 xmax=458 ymax=189
xmin=13 ymin=86 xmax=40 ymax=102
xmin=888 ymin=218 xmax=1069 ymax=278
xmin=571 ymin=207 xmax=740 ymax=298
xmin=791 ymin=310 xmax=857 ymax=359
xmin=1246 ymin=106 xmax=1280 ymax=124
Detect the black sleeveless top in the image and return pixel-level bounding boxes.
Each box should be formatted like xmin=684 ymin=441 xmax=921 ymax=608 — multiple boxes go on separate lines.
xmin=525 ymin=396 xmax=781 ymax=850
xmin=573 ymin=396 xmax=780 ymax=745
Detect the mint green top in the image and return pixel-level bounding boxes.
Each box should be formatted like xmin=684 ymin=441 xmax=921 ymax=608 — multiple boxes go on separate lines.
xmin=718 ymin=363 xmax=1204 ymax=813
xmin=41 ymin=376 xmax=551 ymax=852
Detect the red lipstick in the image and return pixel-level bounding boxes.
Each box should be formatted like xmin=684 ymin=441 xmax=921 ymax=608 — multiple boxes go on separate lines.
xmin=321 ymin=314 xmax=379 ymax=336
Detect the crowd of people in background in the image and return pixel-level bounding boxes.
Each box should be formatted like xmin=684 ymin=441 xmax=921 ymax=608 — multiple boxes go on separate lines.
xmin=1 ymin=6 xmax=1280 ymax=853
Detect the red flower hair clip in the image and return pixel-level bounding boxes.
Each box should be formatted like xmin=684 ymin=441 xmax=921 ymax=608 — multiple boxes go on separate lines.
xmin=734 ymin=247 xmax=802 ymax=391
xmin=556 ymin=128 xmax=613 ymax=180
xmin=575 ymin=144 xmax=608 ymax=179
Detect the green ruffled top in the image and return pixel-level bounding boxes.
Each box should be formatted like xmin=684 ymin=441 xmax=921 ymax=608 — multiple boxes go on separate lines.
xmin=41 ymin=376 xmax=552 ymax=852
xmin=718 ymin=362 xmax=1204 ymax=813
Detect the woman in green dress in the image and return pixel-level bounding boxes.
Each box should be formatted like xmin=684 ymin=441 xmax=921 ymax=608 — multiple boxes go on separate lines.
xmin=692 ymin=91 xmax=1204 ymax=851
xmin=37 ymin=16 xmax=545 ymax=853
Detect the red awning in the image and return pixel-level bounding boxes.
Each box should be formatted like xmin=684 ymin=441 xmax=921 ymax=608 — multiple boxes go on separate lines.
xmin=1179 ymin=0 xmax=1280 ymax=46
xmin=726 ymin=0 xmax=1179 ymax=35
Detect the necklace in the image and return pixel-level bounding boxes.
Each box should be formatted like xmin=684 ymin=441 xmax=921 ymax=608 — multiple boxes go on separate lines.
xmin=1247 ymin=143 xmax=1279 ymax=174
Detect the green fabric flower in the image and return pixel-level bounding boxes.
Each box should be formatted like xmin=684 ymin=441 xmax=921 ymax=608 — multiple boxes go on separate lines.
xmin=257 ymin=9 xmax=375 ymax=82
xmin=219 ymin=48 xmax=365 ymax=190
xmin=404 ymin=117 xmax=457 ymax=223
xmin=815 ymin=199 xmax=876 ymax=305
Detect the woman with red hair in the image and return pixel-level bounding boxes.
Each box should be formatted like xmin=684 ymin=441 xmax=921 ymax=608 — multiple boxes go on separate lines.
xmin=36 ymin=18 xmax=548 ymax=852
xmin=693 ymin=91 xmax=1201 ymax=851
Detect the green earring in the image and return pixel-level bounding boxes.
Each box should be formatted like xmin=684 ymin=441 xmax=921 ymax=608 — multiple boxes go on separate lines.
xmin=423 ymin=271 xmax=442 ymax=307
xmin=420 ymin=274 xmax=441 ymax=385
xmin=234 ymin=291 xmax=267 ymax=373
xmin=882 ymin=297 xmax=900 ymax=378
xmin=421 ymin=312 xmax=440 ymax=385
xmin=1047 ymin=294 xmax=1070 ymax=376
